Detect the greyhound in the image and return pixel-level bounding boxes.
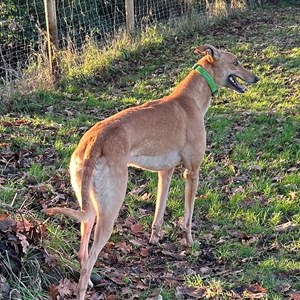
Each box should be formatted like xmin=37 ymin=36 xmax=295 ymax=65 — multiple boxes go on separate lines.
xmin=43 ymin=44 xmax=259 ymax=299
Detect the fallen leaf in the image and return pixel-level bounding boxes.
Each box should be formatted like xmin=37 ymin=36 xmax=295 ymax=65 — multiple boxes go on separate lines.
xmin=44 ymin=251 xmax=57 ymax=268
xmin=107 ymin=273 xmax=126 ymax=286
xmin=48 ymin=284 xmax=58 ymax=300
xmin=233 ymin=186 xmax=245 ymax=194
xmin=129 ymin=238 xmax=145 ymax=247
xmin=146 ymin=294 xmax=163 ymax=300
xmin=274 ymin=221 xmax=297 ymax=232
xmin=16 ymin=232 xmax=29 ymax=253
xmin=249 ymin=164 xmax=263 ymax=171
xmin=115 ymin=241 xmax=133 ymax=253
xmin=106 ymin=295 xmax=118 ymax=300
xmin=140 ymin=247 xmax=148 ymax=257
xmin=273 ymin=282 xmax=291 ymax=293
xmin=176 ymin=286 xmax=205 ymax=298
xmin=129 ymin=184 xmax=147 ymax=196
xmin=103 ymin=242 xmax=115 ymax=252
xmin=16 ymin=217 xmax=32 ymax=233
xmin=130 ymin=223 xmax=144 ymax=234
xmin=199 ymin=266 xmax=211 ymax=275
xmin=290 ymin=291 xmax=300 ymax=300
xmin=56 ymin=278 xmax=77 ymax=297
xmin=243 ymin=283 xmax=267 ymax=299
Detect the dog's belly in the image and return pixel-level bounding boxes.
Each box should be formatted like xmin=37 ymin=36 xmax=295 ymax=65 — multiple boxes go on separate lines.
xmin=128 ymin=151 xmax=181 ymax=171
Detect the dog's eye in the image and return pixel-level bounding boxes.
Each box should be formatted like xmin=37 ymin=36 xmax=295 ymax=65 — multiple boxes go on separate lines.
xmin=233 ymin=60 xmax=239 ymax=66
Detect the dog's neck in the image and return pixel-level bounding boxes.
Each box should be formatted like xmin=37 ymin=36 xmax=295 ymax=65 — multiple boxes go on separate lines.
xmin=192 ymin=64 xmax=218 ymax=96
xmin=171 ymin=64 xmax=215 ymax=116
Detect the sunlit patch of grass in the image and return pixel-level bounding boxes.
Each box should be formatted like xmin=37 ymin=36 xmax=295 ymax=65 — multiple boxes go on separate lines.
xmin=260 ymin=256 xmax=300 ymax=274
xmin=184 ymin=274 xmax=224 ymax=298
xmin=61 ymin=25 xmax=164 ymax=82
xmin=206 ymin=192 xmax=224 ymax=221
xmin=184 ymin=273 xmax=203 ymax=287
xmin=232 ymin=142 xmax=256 ymax=162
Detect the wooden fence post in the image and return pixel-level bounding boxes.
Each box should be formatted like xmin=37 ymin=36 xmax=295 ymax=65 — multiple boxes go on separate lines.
xmin=125 ymin=0 xmax=135 ymax=37
xmin=44 ymin=0 xmax=59 ymax=77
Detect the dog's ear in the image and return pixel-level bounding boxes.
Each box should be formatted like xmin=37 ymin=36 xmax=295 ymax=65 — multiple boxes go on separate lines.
xmin=194 ymin=44 xmax=220 ymax=62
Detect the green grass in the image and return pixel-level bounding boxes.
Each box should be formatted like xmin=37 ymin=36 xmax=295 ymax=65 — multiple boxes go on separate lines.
xmin=1 ymin=4 xmax=300 ymax=300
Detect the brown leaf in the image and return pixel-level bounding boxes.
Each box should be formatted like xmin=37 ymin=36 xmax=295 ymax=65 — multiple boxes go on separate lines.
xmin=176 ymin=286 xmax=205 ymax=298
xmin=290 ymin=292 xmax=300 ymax=300
xmin=16 ymin=217 xmax=32 ymax=233
xmin=140 ymin=247 xmax=149 ymax=257
xmin=16 ymin=232 xmax=29 ymax=253
xmin=243 ymin=283 xmax=267 ymax=299
xmin=106 ymin=295 xmax=118 ymax=300
xmin=249 ymin=164 xmax=263 ymax=171
xmin=274 ymin=221 xmax=297 ymax=232
xmin=48 ymin=284 xmax=58 ymax=300
xmin=107 ymin=273 xmax=126 ymax=286
xmin=103 ymin=242 xmax=115 ymax=252
xmin=128 ymin=184 xmax=147 ymax=196
xmin=199 ymin=266 xmax=211 ymax=275
xmin=115 ymin=241 xmax=132 ymax=253
xmin=130 ymin=223 xmax=144 ymax=234
xmin=44 ymin=251 xmax=57 ymax=268
xmin=129 ymin=238 xmax=146 ymax=247
xmin=145 ymin=294 xmax=163 ymax=300
xmin=56 ymin=278 xmax=77 ymax=297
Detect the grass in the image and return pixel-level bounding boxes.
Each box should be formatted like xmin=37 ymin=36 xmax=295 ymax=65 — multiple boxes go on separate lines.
xmin=1 ymin=2 xmax=300 ymax=300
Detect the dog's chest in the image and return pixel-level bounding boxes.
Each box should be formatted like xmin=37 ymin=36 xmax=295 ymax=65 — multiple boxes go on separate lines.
xmin=128 ymin=151 xmax=181 ymax=171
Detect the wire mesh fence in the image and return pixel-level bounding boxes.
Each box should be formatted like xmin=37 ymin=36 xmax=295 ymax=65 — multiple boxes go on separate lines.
xmin=0 ymin=0 xmax=210 ymax=79
xmin=0 ymin=0 xmax=46 ymax=79
xmin=0 ymin=0 xmax=256 ymax=80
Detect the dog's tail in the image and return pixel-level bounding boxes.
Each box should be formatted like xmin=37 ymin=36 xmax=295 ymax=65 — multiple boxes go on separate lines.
xmin=42 ymin=206 xmax=88 ymax=222
xmin=43 ymin=141 xmax=99 ymax=223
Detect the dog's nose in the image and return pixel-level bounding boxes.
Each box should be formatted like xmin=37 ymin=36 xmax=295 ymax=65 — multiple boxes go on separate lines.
xmin=253 ymin=75 xmax=260 ymax=83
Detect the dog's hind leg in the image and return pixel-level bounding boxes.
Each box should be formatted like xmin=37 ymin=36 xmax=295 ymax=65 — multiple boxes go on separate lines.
xmin=70 ymin=154 xmax=96 ymax=277
xmin=78 ymin=217 xmax=95 ymax=286
xmin=149 ymin=168 xmax=174 ymax=245
xmin=77 ymin=161 xmax=128 ymax=300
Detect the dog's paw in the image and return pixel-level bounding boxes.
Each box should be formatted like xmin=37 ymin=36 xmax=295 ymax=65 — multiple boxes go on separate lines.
xmin=149 ymin=234 xmax=159 ymax=245
xmin=149 ymin=227 xmax=164 ymax=245
xmin=180 ymin=237 xmax=193 ymax=248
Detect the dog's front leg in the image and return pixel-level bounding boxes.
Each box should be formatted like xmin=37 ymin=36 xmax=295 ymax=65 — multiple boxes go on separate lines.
xmin=149 ymin=168 xmax=175 ymax=245
xmin=182 ymin=168 xmax=199 ymax=247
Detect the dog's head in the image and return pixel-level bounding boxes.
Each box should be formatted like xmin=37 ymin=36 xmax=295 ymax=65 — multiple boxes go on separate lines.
xmin=195 ymin=44 xmax=259 ymax=93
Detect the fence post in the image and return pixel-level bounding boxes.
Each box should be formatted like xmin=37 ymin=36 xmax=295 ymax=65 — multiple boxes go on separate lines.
xmin=44 ymin=0 xmax=59 ymax=77
xmin=125 ymin=0 xmax=135 ymax=37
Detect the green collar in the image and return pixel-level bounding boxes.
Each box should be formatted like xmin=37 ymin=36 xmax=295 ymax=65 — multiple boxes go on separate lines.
xmin=192 ymin=64 xmax=218 ymax=96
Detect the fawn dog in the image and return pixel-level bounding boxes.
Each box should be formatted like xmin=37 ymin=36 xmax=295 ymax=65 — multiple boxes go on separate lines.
xmin=43 ymin=45 xmax=259 ymax=299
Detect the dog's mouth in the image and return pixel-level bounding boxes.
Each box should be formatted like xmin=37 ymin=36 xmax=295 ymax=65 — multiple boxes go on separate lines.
xmin=226 ymin=75 xmax=246 ymax=94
